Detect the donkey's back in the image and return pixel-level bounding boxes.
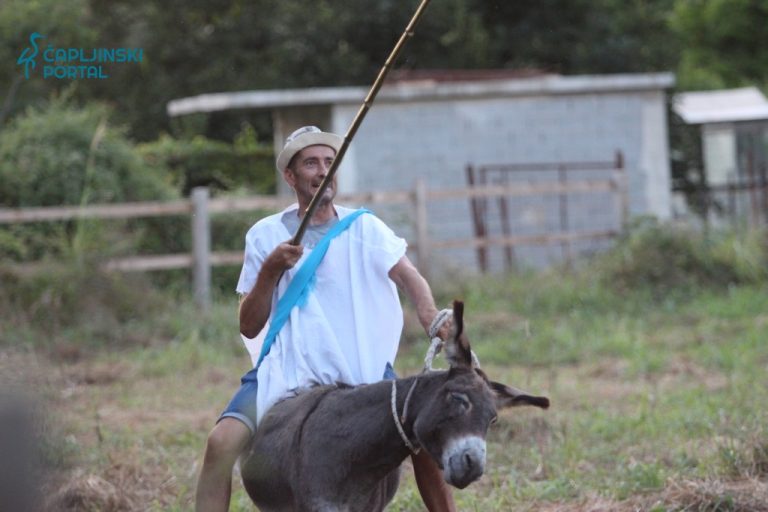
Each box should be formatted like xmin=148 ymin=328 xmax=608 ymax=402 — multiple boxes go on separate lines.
xmin=240 ymin=382 xmax=402 ymax=512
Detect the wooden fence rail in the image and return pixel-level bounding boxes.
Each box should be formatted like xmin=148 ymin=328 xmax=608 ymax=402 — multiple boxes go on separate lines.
xmin=1 ymin=177 xmax=626 ymax=309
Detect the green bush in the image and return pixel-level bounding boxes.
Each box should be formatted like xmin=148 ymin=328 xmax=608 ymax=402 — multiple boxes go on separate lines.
xmin=0 ymin=98 xmax=178 ymax=262
xmin=137 ymin=124 xmax=275 ymax=195
xmin=593 ymin=218 xmax=768 ymax=295
xmin=0 ymin=99 xmax=174 ymax=208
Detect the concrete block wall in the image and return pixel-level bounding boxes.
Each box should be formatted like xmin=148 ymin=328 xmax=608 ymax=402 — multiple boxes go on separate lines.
xmin=331 ymin=88 xmax=670 ymax=273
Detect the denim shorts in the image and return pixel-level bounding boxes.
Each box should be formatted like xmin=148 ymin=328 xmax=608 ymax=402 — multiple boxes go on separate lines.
xmin=219 ymin=362 xmax=397 ymax=435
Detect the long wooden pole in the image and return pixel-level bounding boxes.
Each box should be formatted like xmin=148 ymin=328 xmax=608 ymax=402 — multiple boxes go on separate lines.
xmin=291 ymin=0 xmax=432 ymax=245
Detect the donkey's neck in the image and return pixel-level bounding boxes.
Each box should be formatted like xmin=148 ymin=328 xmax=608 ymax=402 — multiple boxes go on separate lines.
xmin=341 ymin=372 xmax=447 ymax=474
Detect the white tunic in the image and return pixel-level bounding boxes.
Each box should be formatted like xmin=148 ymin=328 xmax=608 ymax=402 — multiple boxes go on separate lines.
xmin=236 ymin=205 xmax=407 ymax=425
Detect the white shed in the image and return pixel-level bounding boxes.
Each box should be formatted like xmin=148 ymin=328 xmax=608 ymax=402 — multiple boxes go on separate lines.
xmin=673 ymin=87 xmax=768 ymax=226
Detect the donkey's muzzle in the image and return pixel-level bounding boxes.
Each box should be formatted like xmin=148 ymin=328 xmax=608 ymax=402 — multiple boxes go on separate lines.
xmin=442 ymin=436 xmax=486 ymax=489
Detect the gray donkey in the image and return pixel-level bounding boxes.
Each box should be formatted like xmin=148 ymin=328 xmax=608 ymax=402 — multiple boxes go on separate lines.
xmin=240 ymin=301 xmax=549 ymax=512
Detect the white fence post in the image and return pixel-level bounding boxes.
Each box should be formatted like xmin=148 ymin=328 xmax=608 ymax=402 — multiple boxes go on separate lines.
xmin=191 ymin=186 xmax=211 ymax=311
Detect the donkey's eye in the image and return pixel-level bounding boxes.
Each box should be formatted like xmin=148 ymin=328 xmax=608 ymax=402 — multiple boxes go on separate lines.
xmin=490 ymin=416 xmax=498 ymax=425
xmin=449 ymin=392 xmax=470 ymax=406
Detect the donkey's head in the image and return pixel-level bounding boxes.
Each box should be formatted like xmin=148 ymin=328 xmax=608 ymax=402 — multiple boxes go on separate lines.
xmin=411 ymin=301 xmax=549 ymax=489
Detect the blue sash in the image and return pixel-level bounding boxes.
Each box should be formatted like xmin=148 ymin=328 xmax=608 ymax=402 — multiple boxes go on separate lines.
xmin=254 ymin=208 xmax=371 ymax=370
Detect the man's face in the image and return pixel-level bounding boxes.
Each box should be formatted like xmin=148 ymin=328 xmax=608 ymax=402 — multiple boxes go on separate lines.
xmin=284 ymin=145 xmax=337 ymax=206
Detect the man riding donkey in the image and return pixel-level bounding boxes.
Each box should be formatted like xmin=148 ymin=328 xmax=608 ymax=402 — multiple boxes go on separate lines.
xmin=196 ymin=126 xmax=458 ymax=511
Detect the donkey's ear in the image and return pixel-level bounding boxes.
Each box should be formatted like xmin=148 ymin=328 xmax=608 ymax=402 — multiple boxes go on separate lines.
xmin=489 ymin=381 xmax=550 ymax=410
xmin=445 ymin=300 xmax=473 ymax=369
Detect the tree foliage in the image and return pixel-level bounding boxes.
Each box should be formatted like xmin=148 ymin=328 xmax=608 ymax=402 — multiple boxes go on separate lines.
xmin=671 ymin=0 xmax=768 ymax=89
xmin=478 ymin=0 xmax=678 ymax=74
xmin=1 ymin=0 xmax=704 ymax=143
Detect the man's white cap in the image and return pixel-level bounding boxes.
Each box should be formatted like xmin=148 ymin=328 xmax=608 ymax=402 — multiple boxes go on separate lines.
xmin=275 ymin=126 xmax=343 ymax=172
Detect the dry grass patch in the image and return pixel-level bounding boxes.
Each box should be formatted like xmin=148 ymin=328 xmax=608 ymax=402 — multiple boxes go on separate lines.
xmin=660 ymin=478 xmax=768 ymax=512
xmin=534 ymin=478 xmax=768 ymax=512
xmin=44 ymin=461 xmax=184 ymax=512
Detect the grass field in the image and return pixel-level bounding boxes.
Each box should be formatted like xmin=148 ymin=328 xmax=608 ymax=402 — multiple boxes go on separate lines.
xmin=3 ymin=258 xmax=768 ymax=511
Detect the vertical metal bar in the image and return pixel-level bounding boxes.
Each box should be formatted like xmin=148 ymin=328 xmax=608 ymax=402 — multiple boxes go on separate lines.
xmin=466 ymin=164 xmax=487 ymax=273
xmin=727 ymin=176 xmax=736 ymax=225
xmin=761 ymin=161 xmax=768 ymax=226
xmin=479 ymin=167 xmax=489 ymax=272
xmin=617 ymin=151 xmax=629 ymax=228
xmin=746 ymin=144 xmax=760 ymax=228
xmin=191 ymin=186 xmax=211 ymax=311
xmin=614 ymin=150 xmax=624 ymax=171
xmin=497 ymin=173 xmax=514 ymax=270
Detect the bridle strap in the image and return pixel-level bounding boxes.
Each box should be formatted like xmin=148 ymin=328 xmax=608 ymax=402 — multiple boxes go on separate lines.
xmin=390 ymin=379 xmax=420 ymax=454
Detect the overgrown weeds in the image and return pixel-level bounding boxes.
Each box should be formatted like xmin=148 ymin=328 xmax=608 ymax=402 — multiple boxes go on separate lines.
xmin=592 ymin=218 xmax=767 ymax=297
xmin=717 ymin=430 xmax=768 ymax=480
xmin=0 ymin=260 xmax=165 ymax=348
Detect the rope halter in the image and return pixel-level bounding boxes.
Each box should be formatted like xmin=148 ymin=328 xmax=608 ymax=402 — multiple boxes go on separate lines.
xmin=390 ymin=379 xmax=420 ymax=454
xmin=391 ymin=308 xmax=485 ymax=453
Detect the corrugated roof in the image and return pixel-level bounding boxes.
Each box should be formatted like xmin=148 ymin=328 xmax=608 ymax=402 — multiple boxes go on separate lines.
xmin=673 ymin=87 xmax=768 ymax=124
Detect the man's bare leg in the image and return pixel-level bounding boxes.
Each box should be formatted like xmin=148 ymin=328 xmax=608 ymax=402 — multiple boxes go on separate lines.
xmin=412 ymin=450 xmax=456 ymax=512
xmin=196 ymin=418 xmax=252 ymax=512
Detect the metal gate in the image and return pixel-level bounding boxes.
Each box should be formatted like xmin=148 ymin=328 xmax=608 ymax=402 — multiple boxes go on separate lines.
xmin=466 ymin=151 xmax=628 ymax=272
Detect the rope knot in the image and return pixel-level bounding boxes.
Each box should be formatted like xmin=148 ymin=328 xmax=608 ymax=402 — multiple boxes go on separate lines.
xmin=423 ymin=308 xmax=481 ymax=371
